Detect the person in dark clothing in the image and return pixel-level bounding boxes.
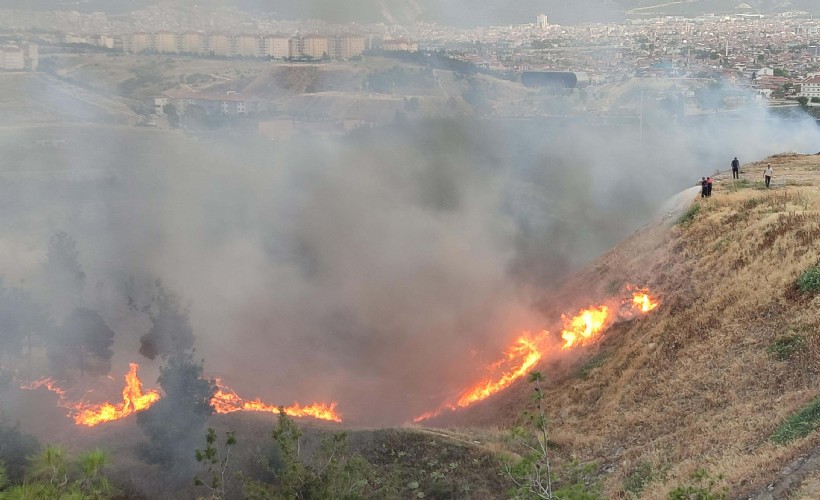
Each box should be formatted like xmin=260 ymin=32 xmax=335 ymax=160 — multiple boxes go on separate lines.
xmin=701 ymin=177 xmax=708 ymax=197
xmin=731 ymin=157 xmax=740 ymax=179
xmin=706 ymin=177 xmax=713 ymax=197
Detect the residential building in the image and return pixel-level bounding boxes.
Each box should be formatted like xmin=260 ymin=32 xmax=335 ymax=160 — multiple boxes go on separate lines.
xmin=25 ymin=43 xmax=38 ymax=70
xmin=263 ymin=35 xmax=290 ymax=59
xmin=180 ymin=32 xmax=206 ymax=54
xmin=154 ymin=31 xmax=179 ymax=53
xmin=125 ymin=32 xmax=152 ymax=53
xmin=292 ymin=35 xmax=329 ymax=59
xmin=0 ymin=45 xmax=24 ymax=70
xmin=159 ymin=90 xmax=263 ymax=116
xmin=234 ymin=34 xmax=261 ymax=57
xmin=800 ymin=76 xmax=820 ymax=98
xmin=207 ymin=33 xmax=232 ymax=57
xmin=329 ymin=35 xmax=365 ymax=60
xmin=536 ymin=13 xmax=549 ymax=29
xmin=94 ymin=35 xmax=116 ymax=49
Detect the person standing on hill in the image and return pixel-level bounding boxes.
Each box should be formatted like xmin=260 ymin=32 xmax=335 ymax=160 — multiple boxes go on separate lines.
xmin=764 ymin=163 xmax=773 ymax=188
xmin=706 ymin=177 xmax=713 ymax=197
xmin=731 ymin=157 xmax=740 ymax=179
xmin=701 ymin=177 xmax=708 ymax=197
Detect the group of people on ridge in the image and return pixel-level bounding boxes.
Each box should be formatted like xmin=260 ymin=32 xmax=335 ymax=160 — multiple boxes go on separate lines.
xmin=700 ymin=157 xmax=774 ymax=197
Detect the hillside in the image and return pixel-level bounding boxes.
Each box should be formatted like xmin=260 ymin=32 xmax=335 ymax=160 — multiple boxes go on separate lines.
xmin=0 ymin=73 xmax=138 ymax=126
xmin=423 ymin=153 xmax=820 ymax=497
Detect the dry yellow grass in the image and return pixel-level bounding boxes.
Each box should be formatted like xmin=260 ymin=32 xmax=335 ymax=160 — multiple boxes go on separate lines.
xmin=450 ymin=154 xmax=820 ymax=498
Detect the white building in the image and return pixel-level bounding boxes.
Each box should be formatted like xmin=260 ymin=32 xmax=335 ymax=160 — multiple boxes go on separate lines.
xmin=800 ymin=76 xmax=820 ymax=98
xmin=536 ymin=13 xmax=549 ymax=29
xmin=0 ymin=45 xmax=24 ymax=70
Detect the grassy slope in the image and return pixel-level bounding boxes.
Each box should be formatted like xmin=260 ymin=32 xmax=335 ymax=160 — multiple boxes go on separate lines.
xmin=441 ymin=153 xmax=820 ymax=497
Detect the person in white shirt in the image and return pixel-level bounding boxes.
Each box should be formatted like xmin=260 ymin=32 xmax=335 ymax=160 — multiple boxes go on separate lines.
xmin=764 ymin=164 xmax=773 ymax=188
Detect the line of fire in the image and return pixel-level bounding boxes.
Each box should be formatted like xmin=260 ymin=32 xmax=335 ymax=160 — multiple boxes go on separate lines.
xmin=413 ymin=285 xmax=659 ymax=423
xmin=20 ymin=285 xmax=658 ymax=428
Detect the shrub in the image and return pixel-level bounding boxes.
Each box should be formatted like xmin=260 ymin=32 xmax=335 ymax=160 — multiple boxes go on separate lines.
xmin=768 ymin=335 xmax=806 ymax=361
xmin=771 ymin=397 xmax=820 ymax=444
xmin=577 ymin=353 xmax=608 ymax=380
xmin=624 ymin=461 xmax=653 ymax=496
xmin=797 ymin=264 xmax=820 ymax=292
xmin=677 ymin=204 xmax=701 ymax=225
xmin=667 ymin=469 xmax=727 ymax=499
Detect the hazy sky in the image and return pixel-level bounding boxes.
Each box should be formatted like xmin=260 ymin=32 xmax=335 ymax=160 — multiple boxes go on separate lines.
xmin=8 ymin=0 xmax=819 ymax=26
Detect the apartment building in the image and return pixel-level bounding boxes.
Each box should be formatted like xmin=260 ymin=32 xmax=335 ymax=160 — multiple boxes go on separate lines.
xmin=180 ymin=32 xmax=206 ymax=54
xmin=329 ymin=35 xmax=365 ymax=60
xmin=154 ymin=31 xmax=179 ymax=53
xmin=263 ymin=35 xmax=290 ymax=59
xmin=207 ymin=33 xmax=232 ymax=57
xmin=291 ymin=35 xmax=329 ymax=59
xmin=800 ymin=76 xmax=820 ymax=98
xmin=125 ymin=32 xmax=152 ymax=53
xmin=0 ymin=45 xmax=24 ymax=70
xmin=234 ymin=34 xmax=262 ymax=57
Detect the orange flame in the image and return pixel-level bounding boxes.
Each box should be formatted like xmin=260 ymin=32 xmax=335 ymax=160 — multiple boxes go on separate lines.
xmin=20 ymin=377 xmax=68 ymax=397
xmin=23 ymin=365 xmax=343 ymax=426
xmin=632 ymin=292 xmax=659 ymax=313
xmin=455 ymin=332 xmax=546 ymax=407
xmin=73 ymin=363 xmax=161 ymax=426
xmin=560 ymin=305 xmax=610 ymax=350
xmin=414 ymin=287 xmax=660 ymax=422
xmin=211 ymin=380 xmax=342 ymax=423
xmin=413 ymin=331 xmax=547 ymax=422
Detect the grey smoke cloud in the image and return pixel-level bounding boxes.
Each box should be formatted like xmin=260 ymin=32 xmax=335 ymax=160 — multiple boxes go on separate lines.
xmin=2 ymin=83 xmax=820 ymax=425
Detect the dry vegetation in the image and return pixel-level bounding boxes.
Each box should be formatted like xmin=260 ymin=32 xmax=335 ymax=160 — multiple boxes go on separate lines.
xmin=433 ymin=154 xmax=820 ymax=498
xmin=556 ymin=154 xmax=818 ymax=497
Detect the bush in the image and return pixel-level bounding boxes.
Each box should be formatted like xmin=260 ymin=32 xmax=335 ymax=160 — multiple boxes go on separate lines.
xmin=624 ymin=461 xmax=653 ymax=496
xmin=768 ymin=335 xmax=806 ymax=361
xmin=667 ymin=469 xmax=727 ymax=499
xmin=677 ymin=204 xmax=701 ymax=225
xmin=771 ymin=397 xmax=820 ymax=444
xmin=577 ymin=353 xmax=608 ymax=379
xmin=797 ymin=264 xmax=820 ymax=292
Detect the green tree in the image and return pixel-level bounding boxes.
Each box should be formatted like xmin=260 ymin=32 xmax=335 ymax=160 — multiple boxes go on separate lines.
xmin=77 ymin=448 xmax=111 ymax=497
xmin=47 ymin=308 xmax=114 ymax=378
xmin=139 ymin=283 xmax=194 ymax=360
xmin=28 ymin=445 xmax=68 ymax=488
xmin=2 ymin=445 xmax=113 ymax=499
xmin=506 ymin=371 xmax=553 ymax=499
xmin=245 ymin=410 xmax=386 ymax=499
xmin=42 ymin=232 xmax=86 ymax=310
xmin=163 ymin=103 xmax=180 ymax=128
xmin=194 ymin=428 xmax=237 ymax=500
xmin=797 ymin=96 xmax=809 ymax=109
xmin=0 ymin=417 xmax=40 ymax=483
xmin=137 ymin=353 xmax=215 ymax=469
xmin=0 ymin=280 xmax=49 ymax=373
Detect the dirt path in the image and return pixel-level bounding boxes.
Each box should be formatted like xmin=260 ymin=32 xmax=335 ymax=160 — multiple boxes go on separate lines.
xmin=751 ymin=443 xmax=820 ymax=499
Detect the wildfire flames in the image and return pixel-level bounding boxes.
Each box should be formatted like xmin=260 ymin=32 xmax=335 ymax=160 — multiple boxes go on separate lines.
xmin=73 ymin=363 xmax=160 ymax=426
xmin=21 ymin=286 xmax=658 ymax=427
xmin=415 ymin=286 xmax=659 ymax=422
xmin=212 ymin=379 xmax=342 ymax=422
xmin=22 ymin=365 xmax=342 ymax=426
